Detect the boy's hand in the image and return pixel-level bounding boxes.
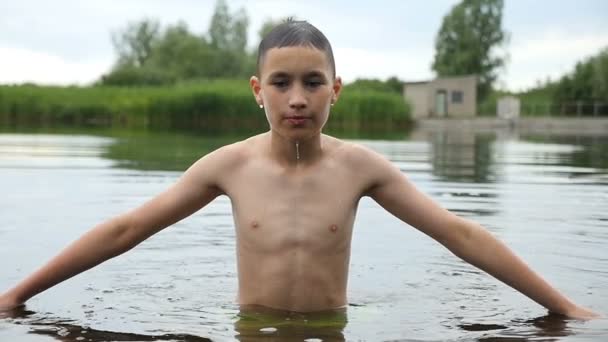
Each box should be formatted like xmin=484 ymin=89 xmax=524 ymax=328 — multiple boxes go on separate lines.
xmin=0 ymin=293 xmax=23 ymax=313
xmin=559 ymin=305 xmax=601 ymax=320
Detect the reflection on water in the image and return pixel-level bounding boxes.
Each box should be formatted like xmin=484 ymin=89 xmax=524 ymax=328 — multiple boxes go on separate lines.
xmin=0 ymin=127 xmax=607 ymax=341
xmin=3 ymin=305 xmax=347 ymax=342
xmin=235 ymin=305 xmax=347 ymax=341
xmin=0 ymin=307 xmax=588 ymax=342
xmin=461 ymin=315 xmax=574 ymax=341
xmin=2 ymin=307 xmax=211 ymax=341
xmin=428 ymin=131 xmax=495 ymax=183
xmin=1 ymin=305 xmax=585 ymax=342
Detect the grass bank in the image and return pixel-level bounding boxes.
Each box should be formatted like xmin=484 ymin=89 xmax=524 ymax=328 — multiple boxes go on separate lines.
xmin=0 ymin=80 xmax=411 ymax=133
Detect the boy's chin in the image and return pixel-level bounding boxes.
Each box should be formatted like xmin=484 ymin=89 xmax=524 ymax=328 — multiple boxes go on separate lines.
xmin=272 ymin=128 xmax=322 ymax=141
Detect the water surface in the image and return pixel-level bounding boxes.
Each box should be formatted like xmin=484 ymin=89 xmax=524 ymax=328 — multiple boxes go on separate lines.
xmin=0 ymin=128 xmax=607 ymax=341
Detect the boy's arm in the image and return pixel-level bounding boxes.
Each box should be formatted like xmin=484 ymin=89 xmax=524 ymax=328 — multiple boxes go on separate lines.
xmin=362 ymin=148 xmax=598 ymax=319
xmin=0 ymin=147 xmax=231 ymax=311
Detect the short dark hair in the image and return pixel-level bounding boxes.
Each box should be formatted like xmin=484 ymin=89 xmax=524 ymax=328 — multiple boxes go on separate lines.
xmin=256 ymin=19 xmax=336 ymax=78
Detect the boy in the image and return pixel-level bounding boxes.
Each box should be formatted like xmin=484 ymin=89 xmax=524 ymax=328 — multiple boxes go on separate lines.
xmin=0 ymin=20 xmax=598 ymax=319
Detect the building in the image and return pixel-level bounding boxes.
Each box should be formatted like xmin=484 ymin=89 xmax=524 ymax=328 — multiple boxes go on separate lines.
xmin=403 ymin=75 xmax=478 ymax=119
xmin=497 ymin=96 xmax=520 ymax=119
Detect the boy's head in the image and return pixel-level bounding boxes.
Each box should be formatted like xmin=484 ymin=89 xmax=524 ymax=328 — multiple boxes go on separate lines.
xmin=256 ymin=19 xmax=336 ymax=79
xmin=251 ymin=20 xmax=342 ymax=142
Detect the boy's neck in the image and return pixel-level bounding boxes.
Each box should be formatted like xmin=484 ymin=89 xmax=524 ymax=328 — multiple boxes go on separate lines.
xmin=268 ymin=131 xmax=323 ymax=167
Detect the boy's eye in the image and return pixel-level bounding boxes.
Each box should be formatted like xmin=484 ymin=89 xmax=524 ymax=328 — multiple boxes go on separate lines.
xmin=305 ymin=80 xmax=323 ymax=87
xmin=272 ymin=80 xmax=289 ymax=87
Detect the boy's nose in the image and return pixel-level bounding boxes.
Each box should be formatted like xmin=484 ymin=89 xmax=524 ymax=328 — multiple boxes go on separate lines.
xmin=288 ymin=88 xmax=307 ymax=109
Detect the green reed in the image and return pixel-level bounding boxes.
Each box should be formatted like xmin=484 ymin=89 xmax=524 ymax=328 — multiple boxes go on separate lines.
xmin=0 ymin=81 xmax=410 ymax=131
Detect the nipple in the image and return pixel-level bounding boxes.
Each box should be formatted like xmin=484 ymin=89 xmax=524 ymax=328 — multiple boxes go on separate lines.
xmin=330 ymin=224 xmax=338 ymax=233
xmin=295 ymin=141 xmax=300 ymax=161
xmin=251 ymin=221 xmax=259 ymax=229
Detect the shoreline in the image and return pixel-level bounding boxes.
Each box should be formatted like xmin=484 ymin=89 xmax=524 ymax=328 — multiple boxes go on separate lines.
xmin=414 ymin=117 xmax=608 ymax=136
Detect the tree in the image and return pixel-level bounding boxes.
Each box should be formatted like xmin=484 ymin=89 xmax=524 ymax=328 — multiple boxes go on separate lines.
xmin=98 ymin=65 xmax=175 ymax=86
xmin=593 ymin=48 xmax=608 ymax=101
xmin=347 ymin=77 xmax=404 ymax=94
xmin=385 ymin=76 xmax=404 ymax=94
xmin=554 ymin=47 xmax=608 ymax=103
xmin=208 ymin=0 xmax=231 ymax=51
xmin=147 ymin=22 xmax=218 ymax=79
xmin=208 ymin=0 xmax=248 ymax=53
xmin=101 ymin=0 xmax=257 ymax=85
xmin=230 ymin=8 xmax=249 ymax=53
xmin=111 ymin=18 xmax=161 ymax=68
xmin=207 ymin=0 xmax=251 ymax=77
xmin=432 ymin=0 xmax=508 ymax=102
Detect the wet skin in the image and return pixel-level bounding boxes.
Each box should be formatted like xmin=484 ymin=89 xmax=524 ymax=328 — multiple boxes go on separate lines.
xmin=0 ymin=46 xmax=599 ymax=320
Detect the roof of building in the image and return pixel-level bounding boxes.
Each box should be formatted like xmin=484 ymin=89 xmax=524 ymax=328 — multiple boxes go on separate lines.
xmin=404 ymin=74 xmax=478 ymax=85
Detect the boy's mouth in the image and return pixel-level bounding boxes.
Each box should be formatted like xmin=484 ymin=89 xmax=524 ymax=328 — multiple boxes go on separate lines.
xmin=284 ymin=115 xmax=311 ymax=125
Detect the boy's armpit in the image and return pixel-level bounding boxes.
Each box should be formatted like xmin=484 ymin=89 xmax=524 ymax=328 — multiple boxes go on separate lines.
xmin=344 ymin=143 xmax=404 ymax=198
xmin=362 ymin=146 xmax=460 ymax=242
xmin=124 ymin=143 xmax=244 ymax=243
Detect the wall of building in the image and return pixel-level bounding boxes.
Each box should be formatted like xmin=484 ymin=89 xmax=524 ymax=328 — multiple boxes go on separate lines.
xmin=404 ymin=75 xmax=478 ymax=118
xmin=403 ymin=83 xmax=430 ymax=119
xmin=430 ymin=76 xmax=477 ymax=117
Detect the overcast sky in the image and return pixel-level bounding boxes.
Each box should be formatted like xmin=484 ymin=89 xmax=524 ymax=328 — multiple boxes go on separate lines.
xmin=1 ymin=0 xmax=607 ymax=91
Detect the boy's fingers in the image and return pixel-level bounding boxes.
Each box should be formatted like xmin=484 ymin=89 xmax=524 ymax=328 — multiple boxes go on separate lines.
xmin=0 ymin=303 xmax=27 ymax=319
xmin=568 ymin=307 xmax=601 ymax=320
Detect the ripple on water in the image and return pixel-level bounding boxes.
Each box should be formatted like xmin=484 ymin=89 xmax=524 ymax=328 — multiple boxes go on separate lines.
xmin=1 ymin=132 xmax=607 ymax=341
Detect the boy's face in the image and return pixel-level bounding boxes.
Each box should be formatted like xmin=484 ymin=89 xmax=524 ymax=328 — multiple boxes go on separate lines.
xmin=250 ymin=46 xmax=342 ymax=141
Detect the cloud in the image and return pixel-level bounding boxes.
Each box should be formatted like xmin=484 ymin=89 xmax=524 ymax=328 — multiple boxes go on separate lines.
xmin=334 ymin=47 xmax=435 ymax=84
xmin=1 ymin=0 xmax=606 ymax=91
xmin=503 ymin=30 xmax=608 ymax=91
xmin=0 ymin=47 xmax=113 ymax=86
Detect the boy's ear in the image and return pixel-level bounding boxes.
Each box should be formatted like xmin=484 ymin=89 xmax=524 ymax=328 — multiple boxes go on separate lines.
xmin=250 ymin=76 xmax=263 ymax=106
xmin=331 ymin=76 xmax=343 ymax=105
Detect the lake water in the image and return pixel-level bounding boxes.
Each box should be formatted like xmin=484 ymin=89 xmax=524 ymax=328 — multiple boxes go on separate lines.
xmin=0 ymin=127 xmax=607 ymax=341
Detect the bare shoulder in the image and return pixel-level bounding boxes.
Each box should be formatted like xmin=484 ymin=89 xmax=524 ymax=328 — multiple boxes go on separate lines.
xmin=184 ymin=134 xmax=265 ymax=188
xmin=322 ymin=135 xmax=399 ymax=195
xmin=195 ymin=134 xmax=264 ymax=166
xmin=324 ymin=135 xmax=392 ymax=170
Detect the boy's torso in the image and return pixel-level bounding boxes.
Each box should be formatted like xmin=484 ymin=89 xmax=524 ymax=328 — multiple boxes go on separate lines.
xmin=218 ymin=134 xmax=371 ymax=312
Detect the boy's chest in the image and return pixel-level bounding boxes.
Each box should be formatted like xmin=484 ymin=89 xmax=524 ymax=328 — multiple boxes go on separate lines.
xmin=225 ymin=161 xmax=363 ymax=252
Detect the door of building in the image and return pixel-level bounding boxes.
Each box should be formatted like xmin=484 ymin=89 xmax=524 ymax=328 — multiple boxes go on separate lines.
xmin=435 ymin=90 xmax=447 ymax=117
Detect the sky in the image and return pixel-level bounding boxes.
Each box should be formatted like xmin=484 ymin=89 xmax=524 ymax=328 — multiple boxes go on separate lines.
xmin=1 ymin=0 xmax=607 ymax=92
